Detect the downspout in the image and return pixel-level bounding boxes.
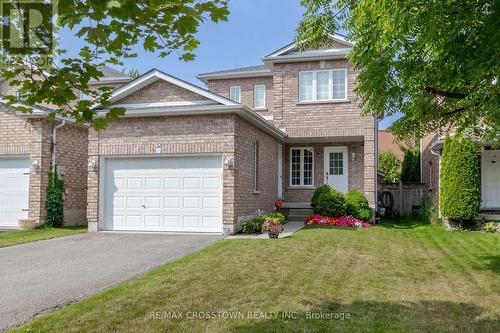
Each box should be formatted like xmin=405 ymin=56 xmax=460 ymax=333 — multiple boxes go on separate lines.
xmin=51 ymin=120 xmax=66 ymax=172
xmin=375 ymin=115 xmax=380 ymax=215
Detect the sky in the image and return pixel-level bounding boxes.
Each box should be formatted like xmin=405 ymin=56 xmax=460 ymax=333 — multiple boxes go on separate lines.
xmin=58 ymin=0 xmax=399 ymax=129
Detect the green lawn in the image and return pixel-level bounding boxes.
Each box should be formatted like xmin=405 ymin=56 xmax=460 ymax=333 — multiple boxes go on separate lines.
xmin=9 ymin=219 xmax=500 ymax=333
xmin=0 ymin=226 xmax=86 ymax=248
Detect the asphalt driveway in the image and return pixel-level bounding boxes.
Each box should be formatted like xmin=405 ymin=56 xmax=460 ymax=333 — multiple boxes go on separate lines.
xmin=0 ymin=232 xmax=221 ymax=330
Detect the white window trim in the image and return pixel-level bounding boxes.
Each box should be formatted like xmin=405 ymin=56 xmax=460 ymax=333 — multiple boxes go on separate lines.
xmin=229 ymin=85 xmax=241 ymax=103
xmin=289 ymin=147 xmax=314 ymax=187
xmin=253 ymin=84 xmax=266 ymax=109
xmin=299 ymin=69 xmax=348 ymax=102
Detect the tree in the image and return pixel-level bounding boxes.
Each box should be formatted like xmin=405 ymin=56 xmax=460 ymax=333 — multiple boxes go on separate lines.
xmin=0 ymin=0 xmax=229 ymax=129
xmin=440 ymin=135 xmax=481 ymax=222
xmin=400 ymin=147 xmax=421 ymax=183
xmin=297 ymin=0 xmax=500 ymax=144
xmin=378 ymin=150 xmax=401 ymax=183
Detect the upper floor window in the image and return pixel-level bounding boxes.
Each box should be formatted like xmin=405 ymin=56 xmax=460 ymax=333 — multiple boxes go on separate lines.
xmin=80 ymin=91 xmax=91 ymax=100
xmin=229 ymin=86 xmax=241 ymax=103
xmin=254 ymin=84 xmax=266 ymax=109
xmin=16 ymin=91 xmax=28 ymax=102
xmin=299 ymin=69 xmax=347 ymax=102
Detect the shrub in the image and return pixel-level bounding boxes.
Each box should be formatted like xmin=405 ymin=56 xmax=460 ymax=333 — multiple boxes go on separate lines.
xmin=45 ymin=171 xmax=64 ymax=227
xmin=314 ymin=188 xmax=346 ymax=217
xmin=419 ymin=196 xmax=440 ymax=224
xmin=378 ymin=150 xmax=401 ymax=183
xmin=345 ymin=190 xmax=373 ymax=221
xmin=311 ymin=185 xmax=332 ymax=211
xmin=440 ymin=135 xmax=481 ymax=222
xmin=401 ymin=147 xmax=421 ymax=183
xmin=482 ymin=221 xmax=498 ymax=233
xmin=241 ymin=213 xmax=285 ymax=233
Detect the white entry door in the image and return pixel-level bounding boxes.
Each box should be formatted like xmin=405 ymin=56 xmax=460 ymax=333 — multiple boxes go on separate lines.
xmin=481 ymin=150 xmax=500 ymax=208
xmin=324 ymin=147 xmax=348 ymax=193
xmin=103 ymin=156 xmax=223 ymax=233
xmin=0 ymin=158 xmax=29 ymax=228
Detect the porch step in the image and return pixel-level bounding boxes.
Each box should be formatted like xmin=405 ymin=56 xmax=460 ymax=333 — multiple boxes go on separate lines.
xmin=281 ymin=202 xmax=312 ymax=209
xmin=288 ymin=208 xmax=314 ymax=221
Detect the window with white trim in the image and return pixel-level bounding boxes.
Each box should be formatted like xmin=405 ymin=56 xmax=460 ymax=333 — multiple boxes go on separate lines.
xmin=229 ymin=86 xmax=241 ymax=103
xmin=299 ymin=69 xmax=347 ymax=102
xmin=290 ymin=148 xmax=314 ymax=186
xmin=253 ymin=141 xmax=259 ymax=191
xmin=254 ymin=84 xmax=266 ymax=108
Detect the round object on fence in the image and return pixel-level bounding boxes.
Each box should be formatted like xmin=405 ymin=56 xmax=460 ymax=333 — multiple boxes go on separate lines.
xmin=381 ymin=190 xmax=394 ymax=210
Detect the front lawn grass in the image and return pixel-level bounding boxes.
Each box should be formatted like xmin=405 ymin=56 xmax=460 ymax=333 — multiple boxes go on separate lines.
xmin=9 ymin=219 xmax=500 ymax=333
xmin=0 ymin=226 xmax=86 ymax=248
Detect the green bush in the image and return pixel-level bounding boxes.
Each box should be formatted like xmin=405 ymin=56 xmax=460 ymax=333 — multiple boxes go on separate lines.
xmin=314 ymin=188 xmax=347 ymax=217
xmin=401 ymin=147 xmax=421 ymax=183
xmin=378 ymin=150 xmax=401 ymax=183
xmin=242 ymin=212 xmax=285 ymax=233
xmin=440 ymin=135 xmax=481 ymax=222
xmin=45 ymin=171 xmax=64 ymax=227
xmin=311 ymin=185 xmax=332 ymax=211
xmin=345 ymin=190 xmax=373 ymax=221
xmin=419 ymin=196 xmax=440 ymax=224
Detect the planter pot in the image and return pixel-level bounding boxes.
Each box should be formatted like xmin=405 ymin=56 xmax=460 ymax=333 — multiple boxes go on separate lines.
xmin=18 ymin=219 xmax=36 ymax=231
xmin=268 ymin=230 xmax=281 ymax=239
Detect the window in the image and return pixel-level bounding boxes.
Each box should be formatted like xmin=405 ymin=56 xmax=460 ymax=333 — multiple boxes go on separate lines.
xmin=253 ymin=141 xmax=259 ymax=191
xmin=299 ymin=69 xmax=347 ymax=102
xmin=16 ymin=91 xmax=28 ymax=102
xmin=229 ymin=86 xmax=241 ymax=103
xmin=80 ymin=91 xmax=91 ymax=100
xmin=329 ymin=152 xmax=344 ymax=175
xmin=254 ymin=84 xmax=266 ymax=109
xmin=290 ymin=148 xmax=314 ymax=186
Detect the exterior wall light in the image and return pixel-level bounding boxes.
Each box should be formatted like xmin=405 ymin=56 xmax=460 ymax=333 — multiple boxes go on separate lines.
xmin=351 ymin=152 xmax=356 ymax=161
xmin=30 ymin=160 xmax=39 ymax=173
xmin=223 ymin=157 xmax=233 ymax=170
xmin=88 ymin=160 xmax=97 ymax=172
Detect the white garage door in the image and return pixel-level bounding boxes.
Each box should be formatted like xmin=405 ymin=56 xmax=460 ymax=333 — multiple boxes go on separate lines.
xmin=103 ymin=156 xmax=223 ymax=233
xmin=0 ymin=158 xmax=29 ymax=228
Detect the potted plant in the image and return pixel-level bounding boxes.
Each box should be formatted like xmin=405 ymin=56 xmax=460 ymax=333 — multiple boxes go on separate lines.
xmin=274 ymin=199 xmax=284 ymax=212
xmin=262 ymin=218 xmax=284 ymax=239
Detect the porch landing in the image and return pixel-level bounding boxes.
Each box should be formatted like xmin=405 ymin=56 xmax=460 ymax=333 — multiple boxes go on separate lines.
xmin=479 ymin=210 xmax=500 ymax=221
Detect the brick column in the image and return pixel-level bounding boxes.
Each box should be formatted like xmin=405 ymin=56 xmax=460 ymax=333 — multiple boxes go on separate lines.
xmin=87 ymin=128 xmax=99 ymax=231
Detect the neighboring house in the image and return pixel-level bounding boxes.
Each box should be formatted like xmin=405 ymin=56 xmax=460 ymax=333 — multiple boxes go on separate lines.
xmin=0 ymin=67 xmax=130 ymax=228
xmin=421 ymin=131 xmax=500 ymax=221
xmin=87 ymin=34 xmax=377 ymax=234
xmin=378 ymin=130 xmax=406 ymax=161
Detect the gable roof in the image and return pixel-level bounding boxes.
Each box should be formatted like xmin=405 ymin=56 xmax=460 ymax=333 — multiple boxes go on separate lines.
xmin=197 ymin=65 xmax=272 ymax=83
xmin=262 ymin=33 xmax=354 ymax=64
xmin=99 ymin=68 xmax=239 ymax=108
xmin=89 ymin=66 xmax=131 ymax=85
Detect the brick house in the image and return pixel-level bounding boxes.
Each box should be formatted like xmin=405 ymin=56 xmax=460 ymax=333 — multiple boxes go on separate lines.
xmin=87 ymin=35 xmax=378 ymax=234
xmin=0 ymin=67 xmax=130 ymax=228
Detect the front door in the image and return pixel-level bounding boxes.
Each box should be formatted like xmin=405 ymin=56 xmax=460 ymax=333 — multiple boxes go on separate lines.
xmin=324 ymin=147 xmax=348 ymax=193
xmin=481 ymin=150 xmax=500 ymax=208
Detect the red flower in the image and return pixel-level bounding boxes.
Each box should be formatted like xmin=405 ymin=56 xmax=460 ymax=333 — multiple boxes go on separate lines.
xmin=304 ymin=214 xmax=373 ymax=228
xmin=274 ymin=199 xmax=284 ymax=208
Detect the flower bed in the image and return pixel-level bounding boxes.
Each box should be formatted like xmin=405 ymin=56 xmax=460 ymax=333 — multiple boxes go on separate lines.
xmin=304 ymin=215 xmax=373 ymax=228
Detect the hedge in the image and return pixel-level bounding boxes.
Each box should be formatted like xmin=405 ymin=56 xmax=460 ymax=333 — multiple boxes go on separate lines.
xmin=314 ymin=188 xmax=347 ymax=217
xmin=440 ymin=135 xmax=481 ymax=221
xmin=401 ymin=147 xmax=421 ymax=183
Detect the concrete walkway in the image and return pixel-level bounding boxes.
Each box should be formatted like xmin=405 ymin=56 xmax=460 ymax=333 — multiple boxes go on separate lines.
xmin=0 ymin=232 xmax=221 ymax=331
xmin=226 ymin=220 xmax=304 ymax=239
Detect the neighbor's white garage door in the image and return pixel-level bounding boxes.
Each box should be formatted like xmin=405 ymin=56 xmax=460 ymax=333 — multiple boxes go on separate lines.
xmin=0 ymin=158 xmax=29 ymax=228
xmin=103 ymin=156 xmax=223 ymax=233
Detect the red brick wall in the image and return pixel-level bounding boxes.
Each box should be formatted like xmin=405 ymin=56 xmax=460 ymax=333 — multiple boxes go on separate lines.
xmin=118 ymin=80 xmax=209 ymax=104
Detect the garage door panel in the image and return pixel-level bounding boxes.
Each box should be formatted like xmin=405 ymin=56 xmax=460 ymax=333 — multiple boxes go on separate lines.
xmin=104 ymin=156 xmax=222 ymax=232
xmin=0 ymin=158 xmax=29 ymax=227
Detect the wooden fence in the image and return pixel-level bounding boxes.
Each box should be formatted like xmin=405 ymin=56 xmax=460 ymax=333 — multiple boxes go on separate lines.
xmin=379 ymin=183 xmax=426 ymax=217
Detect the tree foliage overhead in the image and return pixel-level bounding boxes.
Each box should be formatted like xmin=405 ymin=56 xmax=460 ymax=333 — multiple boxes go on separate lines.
xmin=297 ymin=0 xmax=500 ymax=144
xmin=0 ymin=0 xmax=229 ymax=129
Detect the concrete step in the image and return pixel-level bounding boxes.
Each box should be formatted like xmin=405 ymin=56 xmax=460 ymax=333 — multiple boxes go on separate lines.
xmin=288 ymin=208 xmax=314 ymax=221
